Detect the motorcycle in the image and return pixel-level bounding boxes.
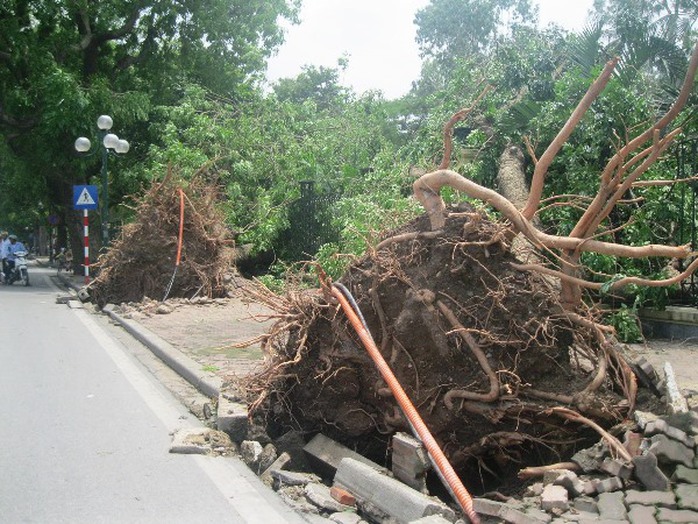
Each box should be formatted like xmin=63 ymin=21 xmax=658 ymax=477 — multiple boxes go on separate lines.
xmin=55 ymin=248 xmax=74 ymax=274
xmin=5 ymin=250 xmax=30 ymax=286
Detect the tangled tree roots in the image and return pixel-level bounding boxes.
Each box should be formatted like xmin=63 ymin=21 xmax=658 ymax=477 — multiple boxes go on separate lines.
xmin=243 ymin=206 xmax=654 ymax=492
xmin=90 ymin=174 xmax=235 ymax=307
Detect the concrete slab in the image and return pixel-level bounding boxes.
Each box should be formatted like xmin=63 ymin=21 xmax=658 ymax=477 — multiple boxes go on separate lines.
xmin=334 ymin=458 xmax=455 ymax=523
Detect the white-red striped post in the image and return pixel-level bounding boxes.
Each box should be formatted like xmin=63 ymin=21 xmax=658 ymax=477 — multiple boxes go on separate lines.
xmin=83 ymin=209 xmax=90 ymax=284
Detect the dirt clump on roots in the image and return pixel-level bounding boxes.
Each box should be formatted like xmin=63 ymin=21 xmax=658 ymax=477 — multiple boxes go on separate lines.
xmin=242 ymin=204 xmax=653 ymax=494
xmin=90 ymin=173 xmax=236 ymax=308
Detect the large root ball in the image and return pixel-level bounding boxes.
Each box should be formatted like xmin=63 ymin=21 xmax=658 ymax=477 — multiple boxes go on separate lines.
xmin=246 ymin=207 xmax=637 ymax=492
xmin=90 ymin=174 xmax=235 ymax=307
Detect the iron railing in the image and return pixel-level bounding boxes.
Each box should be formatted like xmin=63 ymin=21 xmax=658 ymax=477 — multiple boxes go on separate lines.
xmin=677 ymin=138 xmax=698 ymax=305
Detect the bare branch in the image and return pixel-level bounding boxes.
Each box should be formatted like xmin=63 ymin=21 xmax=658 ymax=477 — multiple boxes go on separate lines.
xmin=439 ymin=86 xmax=492 ymax=169
xmin=634 ymin=175 xmax=698 ymax=187
xmin=512 ymin=257 xmax=698 ymax=292
xmin=414 ymin=169 xmax=691 ymax=259
xmin=549 ymin=406 xmax=633 ymax=462
xmin=572 ymin=128 xmax=682 ymax=239
xmin=521 ymin=57 xmax=619 ymax=220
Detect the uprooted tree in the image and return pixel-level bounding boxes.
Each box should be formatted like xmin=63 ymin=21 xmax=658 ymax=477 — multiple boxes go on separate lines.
xmin=89 ymin=172 xmax=236 ymax=307
xmin=241 ymin=45 xmax=698 ymax=493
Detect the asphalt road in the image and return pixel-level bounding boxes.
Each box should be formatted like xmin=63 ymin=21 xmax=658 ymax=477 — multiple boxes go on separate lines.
xmin=0 ymin=263 xmax=308 ymax=524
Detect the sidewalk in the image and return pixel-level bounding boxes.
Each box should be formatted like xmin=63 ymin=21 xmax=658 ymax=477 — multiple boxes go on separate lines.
xmin=54 ymin=268 xmax=273 ymax=399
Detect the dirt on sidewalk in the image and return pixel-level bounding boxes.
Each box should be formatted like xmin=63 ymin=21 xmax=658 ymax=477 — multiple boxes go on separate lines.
xmin=120 ymin=296 xmax=275 ymax=380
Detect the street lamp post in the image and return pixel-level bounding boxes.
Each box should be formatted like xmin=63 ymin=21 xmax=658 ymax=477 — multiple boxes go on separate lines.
xmin=74 ymin=115 xmax=130 ymax=245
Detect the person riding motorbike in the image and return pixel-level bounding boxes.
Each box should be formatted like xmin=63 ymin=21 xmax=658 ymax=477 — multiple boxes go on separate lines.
xmin=56 ymin=247 xmax=74 ymax=273
xmin=4 ymin=235 xmax=26 ymax=283
xmin=0 ymin=231 xmax=8 ymax=283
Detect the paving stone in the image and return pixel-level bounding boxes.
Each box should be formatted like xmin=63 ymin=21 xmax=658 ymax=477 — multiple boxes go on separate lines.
xmin=554 ymin=470 xmax=585 ymax=497
xmin=304 ymin=434 xmax=385 ymax=478
xmin=519 ymin=507 xmax=551 ymax=523
xmin=472 ymin=498 xmax=550 ymax=524
xmin=632 ymin=453 xmax=671 ymax=491
xmin=543 ymin=469 xmax=569 ymax=484
xmin=634 ymin=410 xmax=660 ymax=431
xmin=644 ymin=418 xmax=695 ymax=449
xmin=555 ymin=510 xmax=600 ymax=522
xmin=216 ymin=395 xmax=249 ymax=441
xmin=169 ymin=427 xmax=235 ymax=455
xmin=471 ymin=498 xmax=506 ymax=518
xmin=581 ymin=480 xmax=597 ymax=496
xmin=593 ymin=476 xmax=624 ymax=493
xmin=306 ymin=483 xmax=354 ymax=513
xmin=392 ymin=432 xmax=430 ymax=493
xmin=599 ymin=458 xmax=633 ymax=480
xmin=597 ymin=491 xmax=627 ymax=521
xmin=261 ymin=451 xmax=292 ymax=484
xmin=573 ymin=496 xmax=598 ymax=514
xmin=649 ymin=433 xmax=695 ymax=467
xmin=686 ymin=410 xmax=698 ymax=436
xmin=624 ymin=489 xmax=676 ymax=507
xmin=637 ymin=357 xmax=660 ymax=385
xmin=240 ymin=440 xmax=264 ymax=468
xmin=525 ymin=483 xmax=544 ymax=497
xmin=675 ymin=483 xmax=698 ymax=511
xmin=627 ymin=504 xmax=657 ymax=524
xmin=541 ymin=484 xmax=569 ymax=513
xmin=656 ymin=507 xmax=698 ymax=522
xmin=572 ymin=443 xmax=607 ymax=473
xmin=672 ymin=464 xmax=698 ymax=484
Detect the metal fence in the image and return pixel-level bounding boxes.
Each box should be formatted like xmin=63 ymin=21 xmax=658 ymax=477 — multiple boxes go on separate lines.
xmin=677 ymin=138 xmax=698 ymax=305
xmin=284 ymin=180 xmax=342 ymax=261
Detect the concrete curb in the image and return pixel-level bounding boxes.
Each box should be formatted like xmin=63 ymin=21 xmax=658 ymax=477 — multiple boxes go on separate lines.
xmin=106 ymin=309 xmax=222 ymax=398
xmin=52 ymin=267 xmax=221 ymax=399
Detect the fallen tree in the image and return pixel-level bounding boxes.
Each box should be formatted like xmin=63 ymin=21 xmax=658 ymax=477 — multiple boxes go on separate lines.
xmin=89 ymin=171 xmax=235 ymax=307
xmin=241 ymin=44 xmax=698 ymax=495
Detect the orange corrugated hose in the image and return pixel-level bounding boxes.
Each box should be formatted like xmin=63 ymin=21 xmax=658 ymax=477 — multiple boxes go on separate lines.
xmin=331 ymin=284 xmax=480 ymax=524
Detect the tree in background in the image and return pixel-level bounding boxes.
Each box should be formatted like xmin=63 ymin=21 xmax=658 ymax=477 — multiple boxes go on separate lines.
xmin=592 ymin=0 xmax=697 ymax=83
xmin=414 ymin=0 xmax=537 ymax=66
xmin=0 ymin=0 xmax=300 ymax=252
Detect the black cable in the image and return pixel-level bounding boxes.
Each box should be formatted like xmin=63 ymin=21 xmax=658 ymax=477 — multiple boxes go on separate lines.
xmin=332 ymin=282 xmax=370 ymax=332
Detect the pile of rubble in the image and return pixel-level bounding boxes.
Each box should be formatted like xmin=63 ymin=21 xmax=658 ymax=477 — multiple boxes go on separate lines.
xmin=169 ymin=357 xmax=698 ymax=524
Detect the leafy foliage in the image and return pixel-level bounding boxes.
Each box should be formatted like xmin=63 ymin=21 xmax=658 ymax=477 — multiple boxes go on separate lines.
xmin=0 ymin=0 xmax=695 ymax=317
xmin=0 ymin=0 xmax=300 ymax=241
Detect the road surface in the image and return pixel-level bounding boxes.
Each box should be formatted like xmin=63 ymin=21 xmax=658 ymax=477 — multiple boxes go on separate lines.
xmin=0 ymin=263 xmax=307 ymax=523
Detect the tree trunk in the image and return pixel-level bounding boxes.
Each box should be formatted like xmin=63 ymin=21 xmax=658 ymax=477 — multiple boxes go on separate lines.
xmin=496 ymin=145 xmax=528 ymax=209
xmin=496 ymin=145 xmax=542 ymax=265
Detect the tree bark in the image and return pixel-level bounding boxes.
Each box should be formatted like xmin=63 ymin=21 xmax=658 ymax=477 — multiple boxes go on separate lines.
xmin=496 ymin=145 xmax=527 ymax=209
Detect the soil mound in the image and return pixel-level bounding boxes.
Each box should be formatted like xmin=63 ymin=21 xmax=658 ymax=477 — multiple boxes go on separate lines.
xmin=245 ymin=206 xmax=648 ymax=493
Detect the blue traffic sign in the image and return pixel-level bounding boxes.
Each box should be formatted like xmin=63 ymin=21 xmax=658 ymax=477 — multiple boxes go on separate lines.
xmin=73 ymin=185 xmax=99 ymax=210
